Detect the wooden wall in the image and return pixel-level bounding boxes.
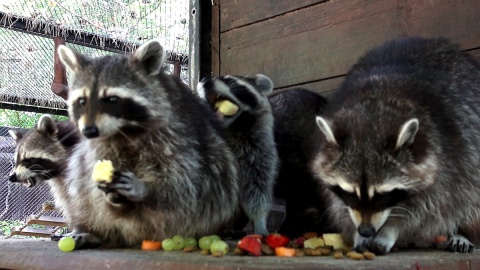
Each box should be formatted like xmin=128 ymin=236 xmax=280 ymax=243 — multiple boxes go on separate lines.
xmin=210 ymin=0 xmax=480 ymax=95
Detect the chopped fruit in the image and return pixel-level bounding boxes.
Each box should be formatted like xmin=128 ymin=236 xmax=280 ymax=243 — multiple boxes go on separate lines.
xmin=303 ymin=232 xmax=318 ymax=239
xmin=434 ymin=235 xmax=448 ymax=244
xmin=210 ymin=240 xmax=229 ymax=255
xmin=237 ymin=236 xmax=262 ymax=256
xmin=265 ymin=233 xmax=290 ymax=249
xmin=199 ymin=236 xmax=213 ymax=251
xmin=141 ymin=240 xmax=162 ymax=251
xmin=293 ymin=237 xmax=305 ymax=248
xmin=58 ymin=236 xmax=75 ymax=252
xmin=162 ymin=239 xmax=174 ymax=251
xmin=322 ymin=233 xmax=345 ymax=250
xmin=92 ymin=160 xmax=114 ymax=183
xmin=303 ymin=237 xmax=325 ymax=249
xmin=275 ymin=247 xmax=296 ymax=257
xmin=183 ymin=246 xmax=197 ymax=252
xmin=184 ymin=237 xmax=197 ymax=247
xmin=215 ymin=100 xmax=239 ymax=116
xmin=208 ymin=235 xmax=221 ymax=243
xmin=172 ymin=235 xmax=185 ymax=250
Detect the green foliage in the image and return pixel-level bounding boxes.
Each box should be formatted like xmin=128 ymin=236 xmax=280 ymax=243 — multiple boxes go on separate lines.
xmin=0 ymin=109 xmax=68 ymax=129
xmin=0 ymin=220 xmax=23 ymax=236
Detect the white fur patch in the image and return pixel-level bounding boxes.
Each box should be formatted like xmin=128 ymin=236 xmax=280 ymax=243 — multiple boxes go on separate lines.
xmin=57 ymin=45 xmax=78 ymax=72
xmin=196 ymin=82 xmax=206 ymax=99
xmin=315 ymin=116 xmax=338 ymax=146
xmin=375 ymin=182 xmax=409 ymax=193
xmin=396 ymin=118 xmax=419 ymax=149
xmin=102 ymin=87 xmax=151 ymax=108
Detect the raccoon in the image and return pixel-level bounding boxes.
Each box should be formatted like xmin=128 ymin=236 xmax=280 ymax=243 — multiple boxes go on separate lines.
xmin=268 ymin=88 xmax=330 ymax=236
xmin=312 ymin=37 xmax=480 ymax=254
xmin=57 ymin=39 xmax=240 ymax=248
xmin=197 ymin=74 xmax=278 ymax=235
xmin=8 ymin=114 xmax=80 ymax=220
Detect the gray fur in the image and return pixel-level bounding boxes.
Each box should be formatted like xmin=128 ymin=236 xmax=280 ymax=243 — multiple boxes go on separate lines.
xmin=58 ymin=39 xmax=240 ymax=248
xmin=197 ymin=74 xmax=278 ymax=235
xmin=312 ymin=37 xmax=480 ymax=254
xmin=8 ymin=115 xmax=80 ymax=222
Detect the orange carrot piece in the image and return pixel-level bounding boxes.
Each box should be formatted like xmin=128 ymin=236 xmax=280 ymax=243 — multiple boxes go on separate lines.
xmin=275 ymin=247 xmax=296 ymax=257
xmin=141 ymin=240 xmax=162 ymax=251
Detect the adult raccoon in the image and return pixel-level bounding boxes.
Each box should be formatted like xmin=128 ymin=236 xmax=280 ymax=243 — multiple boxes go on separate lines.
xmin=197 ymin=74 xmax=278 ymax=235
xmin=268 ymin=88 xmax=331 ymax=237
xmin=8 ymin=115 xmax=80 ymax=221
xmin=57 ymin=40 xmax=240 ymax=248
xmin=313 ymin=37 xmax=480 ymax=254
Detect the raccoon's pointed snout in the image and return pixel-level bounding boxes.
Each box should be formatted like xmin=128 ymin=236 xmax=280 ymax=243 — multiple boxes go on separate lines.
xmin=358 ymin=224 xmax=376 ymax=237
xmin=8 ymin=174 xmax=17 ymax=183
xmin=82 ymin=126 xmax=99 ymax=138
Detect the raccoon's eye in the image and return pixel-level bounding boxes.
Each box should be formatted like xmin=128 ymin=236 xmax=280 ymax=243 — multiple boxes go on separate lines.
xmin=329 ymin=186 xmax=359 ymax=206
xmin=372 ymin=189 xmax=409 ymax=209
xmin=78 ymin=98 xmax=86 ymax=106
xmin=104 ymin=96 xmax=120 ymax=104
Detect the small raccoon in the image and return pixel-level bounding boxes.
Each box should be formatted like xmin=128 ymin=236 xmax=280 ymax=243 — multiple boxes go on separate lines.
xmin=313 ymin=37 xmax=480 ymax=254
xmin=57 ymin=39 xmax=240 ymax=248
xmin=8 ymin=114 xmax=80 ymax=220
xmin=268 ymin=88 xmax=330 ymax=236
xmin=197 ymin=74 xmax=278 ymax=235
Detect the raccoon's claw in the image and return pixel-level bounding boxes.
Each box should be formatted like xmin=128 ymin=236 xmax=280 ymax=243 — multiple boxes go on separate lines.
xmin=67 ymin=230 xmax=102 ymax=249
xmin=446 ymin=235 xmax=475 ymax=253
xmin=104 ymin=171 xmax=147 ymax=202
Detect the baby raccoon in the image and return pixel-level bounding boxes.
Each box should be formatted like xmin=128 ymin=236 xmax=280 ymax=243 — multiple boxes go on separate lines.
xmin=197 ymin=74 xmax=278 ymax=235
xmin=313 ymin=36 xmax=480 ymax=254
xmin=8 ymin=115 xmax=80 ymax=220
xmin=57 ymin=39 xmax=240 ymax=248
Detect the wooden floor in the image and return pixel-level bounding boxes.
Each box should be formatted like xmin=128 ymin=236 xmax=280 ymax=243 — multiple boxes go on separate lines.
xmin=1 ymin=237 xmax=480 ymax=270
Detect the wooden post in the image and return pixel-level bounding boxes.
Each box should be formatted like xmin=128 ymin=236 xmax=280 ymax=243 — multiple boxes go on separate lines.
xmin=51 ymin=37 xmax=69 ymax=100
xmin=173 ymin=62 xmax=181 ymax=78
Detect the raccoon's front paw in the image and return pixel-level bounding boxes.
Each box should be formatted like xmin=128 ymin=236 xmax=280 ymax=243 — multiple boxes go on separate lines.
xmin=353 ymin=229 xmax=396 ymax=255
xmin=446 ymin=234 xmax=475 ymax=253
xmin=353 ymin=232 xmax=372 ymax=253
xmin=104 ymin=171 xmax=147 ymax=202
xmin=67 ymin=230 xmax=102 ymax=249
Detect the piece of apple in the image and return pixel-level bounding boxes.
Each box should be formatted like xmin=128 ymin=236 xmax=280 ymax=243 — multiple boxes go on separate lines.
xmin=215 ymin=100 xmax=239 ymax=116
xmin=322 ymin=233 xmax=345 ymax=250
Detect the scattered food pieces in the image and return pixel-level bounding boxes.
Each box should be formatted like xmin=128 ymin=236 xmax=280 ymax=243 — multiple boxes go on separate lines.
xmin=323 ymin=233 xmax=346 ymax=250
xmin=141 ymin=240 xmax=162 ymax=251
xmin=162 ymin=238 xmax=175 ymax=251
xmin=303 ymin=237 xmax=325 ymax=249
xmin=265 ymin=233 xmax=290 ymax=249
xmin=210 ymin=240 xmax=229 ymax=256
xmin=58 ymin=236 xmax=75 ymax=252
xmin=363 ymin=251 xmax=376 ymax=260
xmin=346 ymin=251 xmax=365 ymax=260
xmin=275 ymin=247 xmax=296 ymax=257
xmin=237 ymin=236 xmax=262 ymax=256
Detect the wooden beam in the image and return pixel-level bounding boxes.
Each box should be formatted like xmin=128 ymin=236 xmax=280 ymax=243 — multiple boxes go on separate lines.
xmin=51 ymin=37 xmax=68 ymax=100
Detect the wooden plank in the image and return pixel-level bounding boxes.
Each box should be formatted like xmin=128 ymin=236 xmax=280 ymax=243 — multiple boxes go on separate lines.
xmin=26 ymin=215 xmax=67 ymax=227
xmin=220 ymin=0 xmax=323 ymax=32
xmin=219 ymin=0 xmax=480 ymax=89
xmin=10 ymin=227 xmax=54 ymax=238
xmin=212 ymin=0 xmax=221 ymax=76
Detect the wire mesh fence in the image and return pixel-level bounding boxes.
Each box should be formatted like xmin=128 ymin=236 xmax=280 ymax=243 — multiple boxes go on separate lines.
xmin=0 ymin=0 xmax=190 ymax=237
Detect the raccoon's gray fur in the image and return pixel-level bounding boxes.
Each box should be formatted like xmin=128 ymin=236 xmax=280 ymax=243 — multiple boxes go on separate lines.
xmin=197 ymin=74 xmax=278 ymax=235
xmin=312 ymin=37 xmax=480 ymax=254
xmin=57 ymin=40 xmax=240 ymax=248
xmin=8 ymin=114 xmax=80 ymax=220
xmin=268 ymin=88 xmax=330 ymax=236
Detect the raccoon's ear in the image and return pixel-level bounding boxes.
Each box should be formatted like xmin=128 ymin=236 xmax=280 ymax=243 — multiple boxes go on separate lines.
xmin=131 ymin=39 xmax=166 ymax=76
xmin=396 ymin=118 xmax=419 ymax=149
xmin=8 ymin=130 xmax=23 ymax=142
xmin=316 ymin=116 xmax=338 ymax=146
xmin=57 ymin=45 xmax=84 ymax=73
xmin=36 ymin=115 xmax=58 ymax=138
xmin=254 ymin=74 xmax=274 ymax=95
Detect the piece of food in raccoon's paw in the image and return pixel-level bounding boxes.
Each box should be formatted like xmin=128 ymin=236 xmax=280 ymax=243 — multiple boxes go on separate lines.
xmin=215 ymin=100 xmax=239 ymax=116
xmin=92 ymin=160 xmax=114 ymax=183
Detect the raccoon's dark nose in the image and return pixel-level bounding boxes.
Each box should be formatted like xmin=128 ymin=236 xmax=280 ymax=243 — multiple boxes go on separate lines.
xmin=82 ymin=126 xmax=99 ymax=138
xmin=358 ymin=225 xmax=376 ymax=237
xmin=9 ymin=174 xmax=17 ymax=183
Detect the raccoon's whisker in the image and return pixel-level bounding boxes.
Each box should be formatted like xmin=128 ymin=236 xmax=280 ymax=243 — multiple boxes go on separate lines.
xmin=59 ymin=129 xmax=79 ymax=144
xmin=115 ymin=128 xmax=134 ymax=143
xmin=28 ymin=164 xmax=46 ymax=171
